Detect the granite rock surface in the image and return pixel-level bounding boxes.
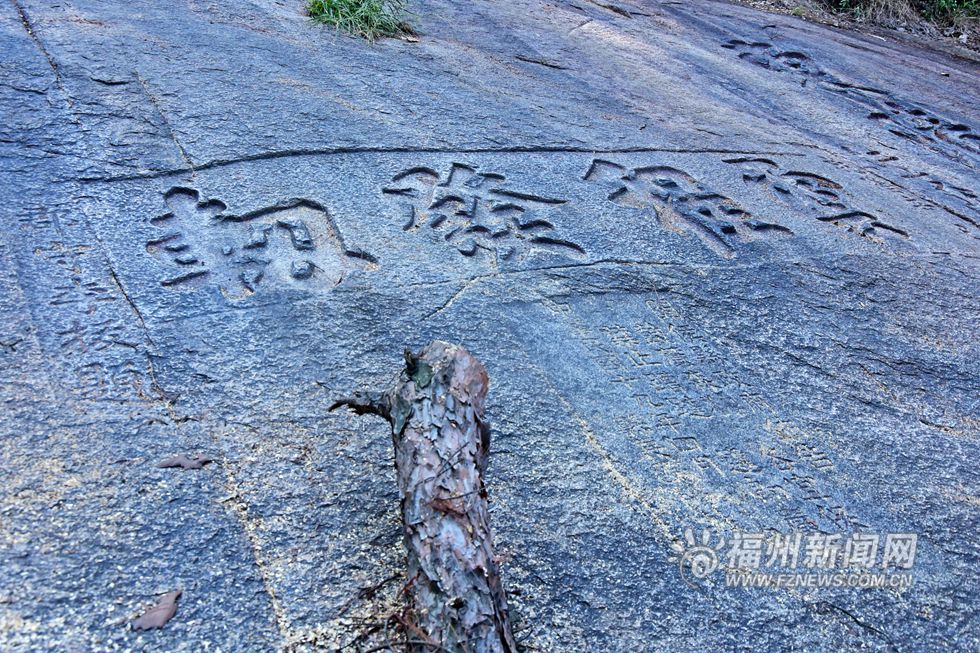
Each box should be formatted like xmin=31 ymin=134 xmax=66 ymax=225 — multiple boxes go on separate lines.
xmin=0 ymin=0 xmax=978 ymax=651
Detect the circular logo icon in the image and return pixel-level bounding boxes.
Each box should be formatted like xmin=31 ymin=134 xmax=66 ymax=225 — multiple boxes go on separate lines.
xmin=678 ymin=545 xmax=720 ymax=586
xmin=672 ymin=528 xmax=726 ymax=587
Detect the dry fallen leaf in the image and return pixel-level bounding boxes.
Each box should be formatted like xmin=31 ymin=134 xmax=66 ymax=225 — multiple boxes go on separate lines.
xmin=132 ymin=589 xmax=181 ymax=630
xmin=156 ymin=454 xmax=214 ymax=470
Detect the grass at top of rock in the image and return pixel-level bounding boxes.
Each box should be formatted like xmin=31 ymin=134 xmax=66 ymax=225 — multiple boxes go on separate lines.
xmin=825 ymin=0 xmax=979 ymax=24
xmin=307 ymin=0 xmax=411 ymax=40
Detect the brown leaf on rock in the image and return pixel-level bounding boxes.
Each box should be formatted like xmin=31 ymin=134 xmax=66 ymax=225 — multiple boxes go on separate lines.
xmin=131 ymin=589 xmax=181 ymax=630
xmin=155 ymin=454 xmax=214 ymax=470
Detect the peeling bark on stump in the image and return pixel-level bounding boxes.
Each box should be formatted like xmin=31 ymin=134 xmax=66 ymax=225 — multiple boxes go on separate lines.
xmin=332 ymin=341 xmax=517 ymax=653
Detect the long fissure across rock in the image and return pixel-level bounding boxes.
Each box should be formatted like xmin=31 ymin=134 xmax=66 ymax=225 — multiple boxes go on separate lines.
xmin=332 ymin=341 xmax=516 ymax=653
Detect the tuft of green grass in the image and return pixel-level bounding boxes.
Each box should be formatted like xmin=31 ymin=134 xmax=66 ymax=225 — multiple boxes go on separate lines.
xmin=307 ymin=0 xmax=411 ymax=40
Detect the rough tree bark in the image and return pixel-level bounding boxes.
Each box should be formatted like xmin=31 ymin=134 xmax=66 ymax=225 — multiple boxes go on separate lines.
xmin=331 ymin=341 xmax=517 ymax=653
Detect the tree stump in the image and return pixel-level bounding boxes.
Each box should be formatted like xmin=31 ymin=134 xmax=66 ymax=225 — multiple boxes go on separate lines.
xmin=332 ymin=341 xmax=517 ymax=653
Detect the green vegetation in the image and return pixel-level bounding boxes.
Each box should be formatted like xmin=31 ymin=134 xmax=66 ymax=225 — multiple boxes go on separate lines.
xmin=307 ymin=0 xmax=410 ymax=39
xmin=919 ymin=0 xmax=979 ymax=21
xmin=826 ymin=0 xmax=979 ymax=24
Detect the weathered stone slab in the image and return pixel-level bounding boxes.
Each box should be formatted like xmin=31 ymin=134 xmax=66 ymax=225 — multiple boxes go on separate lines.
xmin=1 ymin=0 xmax=977 ymax=651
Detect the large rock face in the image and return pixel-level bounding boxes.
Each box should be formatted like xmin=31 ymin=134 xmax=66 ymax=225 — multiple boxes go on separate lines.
xmin=0 ymin=0 xmax=977 ymax=651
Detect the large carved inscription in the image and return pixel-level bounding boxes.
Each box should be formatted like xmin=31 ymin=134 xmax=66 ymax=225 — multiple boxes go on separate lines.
xmin=584 ymin=159 xmax=792 ymax=258
xmin=147 ymin=187 xmax=375 ymax=299
xmin=724 ymin=158 xmax=909 ymax=245
xmin=586 ymin=157 xmax=909 ymax=255
xmin=383 ymin=163 xmax=586 ymax=263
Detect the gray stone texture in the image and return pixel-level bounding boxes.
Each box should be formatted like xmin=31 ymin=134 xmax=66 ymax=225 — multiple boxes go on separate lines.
xmin=0 ymin=0 xmax=977 ymax=651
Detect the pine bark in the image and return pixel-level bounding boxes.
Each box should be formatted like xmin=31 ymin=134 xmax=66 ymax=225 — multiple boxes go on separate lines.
xmin=332 ymin=341 xmax=517 ymax=653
